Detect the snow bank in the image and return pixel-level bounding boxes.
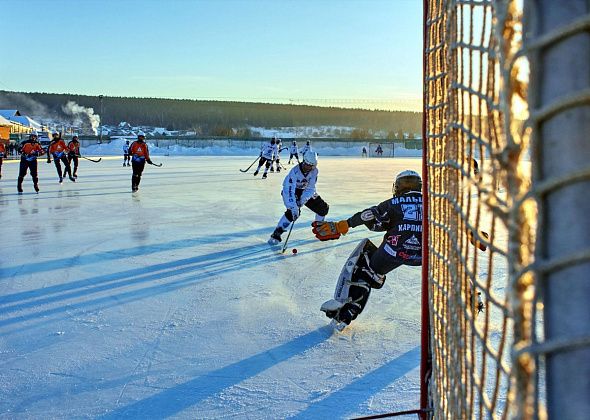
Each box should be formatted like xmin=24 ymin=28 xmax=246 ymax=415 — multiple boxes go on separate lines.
xmin=82 ymin=138 xmax=422 ymax=157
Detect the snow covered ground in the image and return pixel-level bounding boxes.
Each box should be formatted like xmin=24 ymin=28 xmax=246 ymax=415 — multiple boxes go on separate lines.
xmin=83 ymin=137 xmax=423 ymax=158
xmin=0 ymin=155 xmax=423 ymax=419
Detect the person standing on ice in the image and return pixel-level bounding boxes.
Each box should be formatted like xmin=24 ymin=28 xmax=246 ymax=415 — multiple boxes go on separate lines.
xmin=269 ymin=150 xmax=330 ymax=245
xmin=129 ymin=133 xmax=153 ymax=192
xmin=0 ymin=141 xmax=6 ymax=179
xmin=273 ymin=138 xmax=283 ymax=173
xmin=300 ymin=140 xmax=312 ymax=156
xmin=123 ymin=140 xmax=131 ymax=166
xmin=312 ymin=170 xmax=423 ymax=328
xmin=47 ymin=132 xmax=75 ymax=183
xmin=67 ymin=135 xmax=81 ymax=178
xmin=288 ymin=140 xmax=299 ymax=164
xmin=17 ymin=132 xmax=45 ymax=194
xmin=253 ymin=138 xmax=276 ymax=179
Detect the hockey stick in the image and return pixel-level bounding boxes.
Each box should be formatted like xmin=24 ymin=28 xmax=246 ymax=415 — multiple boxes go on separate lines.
xmin=81 ymin=156 xmax=102 ymax=163
xmin=240 ymin=155 xmax=260 ymax=173
xmin=148 ymin=161 xmax=163 ymax=167
xmin=281 ymin=218 xmax=296 ymax=254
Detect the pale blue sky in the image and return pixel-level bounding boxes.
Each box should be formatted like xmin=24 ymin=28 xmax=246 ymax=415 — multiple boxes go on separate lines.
xmin=1 ymin=0 xmax=423 ymax=111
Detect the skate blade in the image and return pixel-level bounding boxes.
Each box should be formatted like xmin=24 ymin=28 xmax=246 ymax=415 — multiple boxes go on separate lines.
xmin=267 ymin=238 xmax=280 ymax=246
xmin=330 ymin=319 xmax=347 ymax=332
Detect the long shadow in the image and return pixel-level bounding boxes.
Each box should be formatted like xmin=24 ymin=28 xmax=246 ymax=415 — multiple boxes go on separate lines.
xmin=0 ymin=242 xmax=266 ymax=311
xmin=1 ymin=227 xmax=365 ymax=307
xmin=100 ymin=326 xmax=334 ymax=419
xmin=290 ymin=346 xmax=421 ymax=419
xmin=0 ymin=239 xmax=353 ymax=335
xmin=0 ymin=225 xmax=274 ymax=279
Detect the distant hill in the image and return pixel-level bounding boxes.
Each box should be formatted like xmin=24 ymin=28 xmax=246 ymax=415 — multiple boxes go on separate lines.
xmin=0 ymin=90 xmax=422 ymax=135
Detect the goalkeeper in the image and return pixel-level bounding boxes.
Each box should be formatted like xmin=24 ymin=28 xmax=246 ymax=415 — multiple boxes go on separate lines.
xmin=312 ymin=170 xmax=423 ymax=327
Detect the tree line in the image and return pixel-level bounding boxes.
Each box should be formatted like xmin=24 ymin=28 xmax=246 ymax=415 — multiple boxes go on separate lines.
xmin=0 ymin=91 xmax=422 ymax=135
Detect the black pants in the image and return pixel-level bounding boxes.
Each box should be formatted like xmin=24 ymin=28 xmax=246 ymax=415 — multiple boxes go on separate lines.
xmin=132 ymin=159 xmax=146 ymax=188
xmin=258 ymin=156 xmax=271 ymax=169
xmin=288 ymin=153 xmax=299 ymax=163
xmin=124 ymin=153 xmax=130 ymax=164
xmin=68 ymin=153 xmax=79 ymax=175
xmin=18 ymin=158 xmax=39 ymax=187
xmin=52 ymin=153 xmax=72 ymax=178
xmin=0 ymin=157 xmax=3 ymax=177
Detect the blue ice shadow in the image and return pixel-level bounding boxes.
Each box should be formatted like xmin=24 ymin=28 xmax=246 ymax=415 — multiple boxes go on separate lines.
xmin=100 ymin=326 xmax=333 ymax=419
xmin=0 ymin=238 xmax=353 ymax=334
xmin=0 ymin=226 xmax=274 ymax=279
xmin=290 ymin=346 xmax=421 ymax=419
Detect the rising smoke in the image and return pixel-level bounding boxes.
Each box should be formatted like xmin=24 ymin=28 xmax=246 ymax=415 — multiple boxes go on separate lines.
xmin=0 ymin=92 xmax=54 ymax=118
xmin=62 ymin=101 xmax=101 ymax=135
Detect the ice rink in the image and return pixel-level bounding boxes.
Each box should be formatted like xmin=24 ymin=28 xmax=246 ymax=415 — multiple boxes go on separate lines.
xmin=0 ymin=155 xmax=424 ymax=419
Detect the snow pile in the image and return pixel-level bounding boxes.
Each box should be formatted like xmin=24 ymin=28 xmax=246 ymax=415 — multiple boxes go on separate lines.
xmin=82 ymin=137 xmax=422 ymax=157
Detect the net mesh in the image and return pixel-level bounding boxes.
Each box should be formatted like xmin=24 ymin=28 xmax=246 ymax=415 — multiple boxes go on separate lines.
xmin=424 ymin=0 xmax=537 ymax=418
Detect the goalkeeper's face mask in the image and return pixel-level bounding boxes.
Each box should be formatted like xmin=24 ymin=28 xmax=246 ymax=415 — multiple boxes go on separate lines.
xmin=393 ymin=170 xmax=422 ymax=195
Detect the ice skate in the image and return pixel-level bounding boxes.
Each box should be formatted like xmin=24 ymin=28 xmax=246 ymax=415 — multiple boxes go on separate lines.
xmin=262 ymin=172 xmax=268 ymax=179
xmin=253 ymin=170 xmax=259 ymax=176
xmin=268 ymin=227 xmax=285 ymax=246
xmin=320 ymin=299 xmax=345 ymax=319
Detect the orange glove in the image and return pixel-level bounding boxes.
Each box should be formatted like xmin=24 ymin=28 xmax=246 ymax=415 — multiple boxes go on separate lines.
xmin=312 ymin=220 xmax=349 ymax=241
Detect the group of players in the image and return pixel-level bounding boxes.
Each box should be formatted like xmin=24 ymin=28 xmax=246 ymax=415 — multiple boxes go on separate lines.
xmin=2 ymin=132 xmax=154 ymax=194
xmin=252 ymin=137 xmax=312 ymax=178
xmin=251 ymin=136 xmax=425 ymax=330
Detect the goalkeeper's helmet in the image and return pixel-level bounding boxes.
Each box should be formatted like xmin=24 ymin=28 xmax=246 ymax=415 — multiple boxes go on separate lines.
xmin=301 ymin=150 xmax=318 ymax=173
xmin=393 ymin=170 xmax=421 ymax=195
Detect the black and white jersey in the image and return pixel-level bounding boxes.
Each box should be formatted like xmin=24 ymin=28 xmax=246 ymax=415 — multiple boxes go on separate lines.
xmin=123 ymin=144 xmax=130 ymax=154
xmin=260 ymin=143 xmax=274 ymax=160
xmin=289 ymin=144 xmax=299 ymax=154
xmin=347 ymin=191 xmax=423 ymax=265
xmin=281 ymin=164 xmax=319 ymax=209
xmin=300 ymin=144 xmax=311 ymax=155
xmin=271 ymin=143 xmax=280 ymax=160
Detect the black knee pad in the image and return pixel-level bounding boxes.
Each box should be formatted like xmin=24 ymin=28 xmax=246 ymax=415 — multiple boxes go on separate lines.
xmin=311 ymin=200 xmax=329 ymax=217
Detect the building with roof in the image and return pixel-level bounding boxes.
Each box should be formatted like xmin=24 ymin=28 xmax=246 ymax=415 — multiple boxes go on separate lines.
xmin=0 ymin=109 xmax=42 ymax=134
xmin=0 ymin=115 xmax=11 ymax=141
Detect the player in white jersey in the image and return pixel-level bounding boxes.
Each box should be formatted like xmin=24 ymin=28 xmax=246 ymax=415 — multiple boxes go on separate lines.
xmin=273 ymin=139 xmax=283 ymax=172
xmin=300 ymin=140 xmax=311 ymax=156
xmin=270 ymin=137 xmax=281 ymax=172
xmin=268 ymin=150 xmax=330 ymax=244
xmin=288 ymin=140 xmax=299 ymax=164
xmin=253 ymin=138 xmax=276 ymax=179
xmin=123 ymin=140 xmax=130 ymax=166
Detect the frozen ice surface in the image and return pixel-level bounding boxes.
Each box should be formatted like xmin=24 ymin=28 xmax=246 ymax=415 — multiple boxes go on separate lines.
xmin=0 ymin=156 xmax=423 ymax=419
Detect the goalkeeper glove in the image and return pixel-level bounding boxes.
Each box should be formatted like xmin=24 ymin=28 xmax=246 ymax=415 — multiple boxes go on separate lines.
xmin=312 ymin=220 xmax=349 ymax=241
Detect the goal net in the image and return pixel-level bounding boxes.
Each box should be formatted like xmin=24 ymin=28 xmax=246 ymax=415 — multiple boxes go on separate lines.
xmin=368 ymin=142 xmax=395 ymax=157
xmin=423 ymin=0 xmax=535 ymax=418
xmin=423 ymin=0 xmax=590 ymax=418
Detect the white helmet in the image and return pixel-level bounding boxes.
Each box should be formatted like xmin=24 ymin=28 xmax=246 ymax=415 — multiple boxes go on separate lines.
xmin=302 ymin=150 xmax=318 ymax=167
xmin=393 ymin=170 xmax=422 ymax=195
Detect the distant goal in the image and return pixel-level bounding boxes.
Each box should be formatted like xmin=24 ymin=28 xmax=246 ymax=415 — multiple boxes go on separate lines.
xmin=368 ymin=142 xmax=394 ymax=157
